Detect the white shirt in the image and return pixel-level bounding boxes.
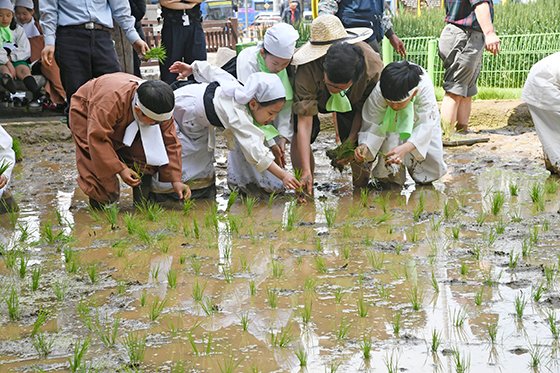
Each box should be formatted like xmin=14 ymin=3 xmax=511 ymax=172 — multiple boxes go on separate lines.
xmin=0 ymin=126 xmax=15 ymax=199
xmin=522 ymin=52 xmax=560 ymax=112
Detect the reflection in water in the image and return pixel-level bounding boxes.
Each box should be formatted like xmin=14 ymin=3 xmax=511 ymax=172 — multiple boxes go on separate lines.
xmin=55 ymin=190 xmax=75 ymax=235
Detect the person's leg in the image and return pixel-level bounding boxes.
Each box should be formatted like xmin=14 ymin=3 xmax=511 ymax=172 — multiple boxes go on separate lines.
xmin=184 ymin=22 xmax=207 ymax=64
xmin=336 ymin=112 xmax=371 ymax=188
xmin=456 ymin=96 xmax=472 ymax=131
xmin=91 ymin=30 xmax=122 ymax=78
xmin=440 ymin=92 xmax=462 ymax=134
xmin=527 ymin=104 xmax=560 ymax=174
xmin=0 ymin=64 xmax=16 ymax=93
xmin=15 ymin=64 xmax=41 ymax=100
xmin=160 ymin=20 xmax=186 ymax=84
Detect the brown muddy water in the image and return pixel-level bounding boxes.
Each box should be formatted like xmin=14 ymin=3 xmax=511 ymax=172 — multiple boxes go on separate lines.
xmin=1 ymin=108 xmax=560 ymax=372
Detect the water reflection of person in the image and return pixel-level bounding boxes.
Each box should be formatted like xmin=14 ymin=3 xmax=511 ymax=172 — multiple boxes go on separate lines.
xmin=0 ymin=125 xmax=17 ymax=213
xmin=522 ymin=52 xmax=560 ymax=175
xmin=354 ymin=61 xmax=447 ymax=186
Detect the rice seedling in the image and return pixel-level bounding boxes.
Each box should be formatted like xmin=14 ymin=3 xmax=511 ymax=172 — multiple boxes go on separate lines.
xmin=361 ymin=336 xmax=372 ymax=360
xmin=443 ymin=199 xmax=457 ymax=220
xmin=544 ymin=265 xmax=556 ymax=287
xmin=487 ymin=228 xmax=497 ymax=246
xmin=528 ymin=341 xmax=545 ymax=370
xmin=87 ymin=263 xmax=98 ymax=284
xmin=223 ymin=266 xmax=234 ymax=283
xmin=373 ymin=211 xmax=392 ymax=224
xmin=295 ymin=346 xmax=307 ymax=367
xmin=532 ymin=282 xmax=545 ymax=302
xmin=514 ymin=293 xmax=526 ymax=319
xmin=483 ymin=268 xmax=503 ymax=287
xmin=139 ymin=289 xmax=147 ymax=307
xmin=521 ymin=238 xmax=532 ymax=259
xmin=314 ymin=256 xmax=327 ymax=274
xmin=430 ymin=329 xmax=442 ymax=353
xmin=243 ymin=196 xmax=257 ymax=217
xmin=267 ymin=288 xmax=278 ymax=309
xmin=487 ymin=322 xmax=498 ymax=344
xmin=149 ymin=296 xmax=167 ymax=321
xmin=103 ymin=203 xmax=119 ymax=230
xmin=374 ymin=192 xmax=390 ymax=213
xmin=490 ymin=191 xmax=505 ymax=216
xmin=17 ymin=223 xmax=30 ymax=242
xmin=509 ymin=182 xmax=519 ymax=197
xmin=301 ymin=299 xmax=312 ymax=324
xmin=360 ymin=188 xmax=370 ymax=207
xmin=409 ymin=286 xmax=424 ymax=311
xmin=144 ymin=44 xmax=167 ymax=63
xmin=269 ymin=326 xmax=293 ymax=348
xmin=323 ymin=205 xmax=337 ymax=228
xmin=192 ymin=280 xmax=205 ymax=303
xmin=151 ymin=264 xmax=160 ymax=282
xmin=267 ymin=192 xmax=278 ymax=207
xmin=167 ymin=269 xmax=177 ymax=289
xmin=385 ymin=350 xmax=400 ymax=373
xmin=5 ymin=287 xmax=20 ymax=321
xmin=68 ymin=338 xmax=90 ymax=372
xmin=1 ymin=247 xmax=18 ymax=270
xmin=544 ymin=178 xmax=558 ymax=194
xmin=451 ymin=348 xmax=470 ymax=373
xmin=530 ymin=183 xmax=544 ymax=212
xmin=495 ymin=218 xmax=506 ymax=235
xmin=546 ymin=309 xmax=559 ymax=340
xmin=413 ymin=192 xmax=425 ymax=222
xmin=431 ymin=271 xmax=439 ymax=294
xmin=476 ymin=211 xmax=487 ymax=226
xmin=181 ymin=197 xmax=195 ymax=216
xmin=192 ymin=218 xmax=200 ymax=239
xmin=31 ymin=308 xmax=49 ymax=336
xmin=226 ymin=189 xmax=239 ymax=212
xmin=32 ymin=332 xmax=54 ymax=358
xmin=542 ymin=219 xmax=550 ymax=232
xmin=451 ymin=308 xmax=467 ymax=328
xmin=460 ymin=262 xmax=469 ymax=276
xmin=239 ymin=312 xmax=250 ymax=332
xmin=474 ymin=288 xmax=483 ymax=306
xmin=341 ymin=246 xmax=351 ymax=261
xmin=510 ymin=210 xmax=522 ymax=223
xmin=366 ymin=250 xmax=384 ymax=270
xmin=31 ymin=266 xmax=41 ymax=292
xmin=530 ymin=225 xmax=539 ymax=245
xmin=357 ymin=294 xmax=369 ymax=318
xmin=190 ymin=256 xmax=202 ymax=276
xmin=430 ymin=216 xmax=443 ymax=232
xmin=123 ymin=333 xmax=146 ymax=368
xmin=334 ymin=288 xmax=344 ymax=304
xmin=285 ymin=201 xmax=298 ymax=231
xmin=451 ymin=225 xmax=460 ymax=240
xmin=342 ymin=223 xmax=351 ymax=238
xmin=217 ymin=354 xmax=240 ymax=373
xmin=136 ymin=199 xmax=164 ymax=221
xmin=53 ymin=280 xmax=67 ymax=301
xmin=98 ymin=318 xmax=120 ymax=348
xmin=336 ymin=318 xmax=351 ymax=340
xmin=116 ymin=281 xmax=126 ymax=295
xmin=18 ymin=255 xmax=28 ymax=279
xmin=392 ymin=311 xmax=401 ymax=337
xmin=249 ymin=280 xmax=256 ymax=296
xmin=326 ymin=140 xmax=355 ymax=172
xmin=271 ymin=259 xmax=284 ymax=279
xmin=470 ymin=245 xmax=482 ymax=261
xmin=509 ymin=250 xmax=519 ymax=270
xmin=200 ymin=297 xmax=217 ymax=316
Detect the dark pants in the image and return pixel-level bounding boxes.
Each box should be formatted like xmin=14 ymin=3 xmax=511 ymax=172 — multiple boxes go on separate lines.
xmin=55 ymin=28 xmax=121 ymax=105
xmin=159 ymin=19 xmax=207 ymax=84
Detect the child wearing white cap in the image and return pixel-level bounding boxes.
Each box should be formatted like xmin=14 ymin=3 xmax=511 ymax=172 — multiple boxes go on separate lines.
xmin=0 ymin=0 xmax=42 ymax=107
xmin=231 ymin=23 xmax=299 ymax=194
xmin=14 ymin=0 xmax=66 ymax=108
xmin=152 ymin=60 xmax=301 ymax=199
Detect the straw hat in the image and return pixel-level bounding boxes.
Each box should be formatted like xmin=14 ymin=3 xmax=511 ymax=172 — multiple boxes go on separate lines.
xmin=291 ymin=15 xmax=373 ymax=66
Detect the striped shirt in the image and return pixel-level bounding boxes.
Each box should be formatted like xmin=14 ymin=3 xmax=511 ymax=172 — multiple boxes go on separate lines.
xmin=444 ymin=0 xmax=494 ymax=32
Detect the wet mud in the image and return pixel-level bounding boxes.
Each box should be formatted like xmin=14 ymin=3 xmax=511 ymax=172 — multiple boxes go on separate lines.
xmin=1 ymin=100 xmax=560 ymax=372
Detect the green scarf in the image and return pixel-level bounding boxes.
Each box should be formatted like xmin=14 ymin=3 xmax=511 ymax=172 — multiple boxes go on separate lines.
xmin=247 ymin=105 xmax=280 ymax=142
xmin=380 ymin=98 xmax=415 ymax=140
xmin=257 ymin=51 xmax=293 ymax=101
xmin=0 ymin=26 xmax=12 ymax=45
xmin=326 ymin=89 xmax=352 ymax=113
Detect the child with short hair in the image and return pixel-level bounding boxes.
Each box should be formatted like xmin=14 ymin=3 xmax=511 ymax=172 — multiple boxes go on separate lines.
xmin=14 ymin=0 xmax=66 ymax=108
xmin=354 ymin=61 xmax=447 ymax=186
xmin=0 ymin=0 xmax=41 ymax=107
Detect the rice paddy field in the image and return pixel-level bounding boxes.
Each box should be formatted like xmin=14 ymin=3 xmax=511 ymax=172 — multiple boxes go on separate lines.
xmin=1 ymin=109 xmax=560 ymax=372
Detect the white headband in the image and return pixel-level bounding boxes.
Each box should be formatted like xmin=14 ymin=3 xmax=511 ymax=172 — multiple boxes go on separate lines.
xmin=385 ymin=87 xmax=418 ymax=104
xmin=135 ymin=93 xmax=173 ymax=121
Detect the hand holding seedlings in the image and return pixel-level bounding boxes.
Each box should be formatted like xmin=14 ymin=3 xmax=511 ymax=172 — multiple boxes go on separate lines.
xmin=0 ymin=175 xmax=6 ymax=189
xmin=172 ymin=181 xmax=191 ymax=200
xmin=133 ymin=39 xmax=150 ymax=58
xmin=119 ymin=167 xmax=141 ymax=187
xmin=354 ymin=144 xmax=370 ymax=163
xmin=169 ymin=61 xmax=193 ymax=80
xmin=385 ymin=142 xmax=415 ymax=165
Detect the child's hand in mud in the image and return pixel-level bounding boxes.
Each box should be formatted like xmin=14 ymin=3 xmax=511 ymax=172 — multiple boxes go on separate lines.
xmin=385 ymin=143 xmax=415 ymax=165
xmin=169 ymin=61 xmax=193 ymax=79
xmin=119 ymin=167 xmax=141 ymax=187
xmin=282 ymin=172 xmax=301 ymax=190
xmin=0 ymin=175 xmax=7 ymax=189
xmin=354 ymin=144 xmax=370 ymax=163
xmin=271 ymin=144 xmax=285 ymax=168
xmin=172 ymin=181 xmax=191 ymax=200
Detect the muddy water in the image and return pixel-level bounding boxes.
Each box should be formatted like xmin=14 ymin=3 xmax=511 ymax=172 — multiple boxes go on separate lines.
xmin=1 ymin=122 xmax=560 ymax=372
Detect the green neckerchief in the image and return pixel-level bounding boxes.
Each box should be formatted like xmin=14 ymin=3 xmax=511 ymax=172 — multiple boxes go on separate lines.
xmin=326 ymin=89 xmax=352 ymax=113
xmin=247 ymin=105 xmax=280 ymax=141
xmin=256 ymin=51 xmax=293 ymax=101
xmin=380 ymin=98 xmax=416 ymax=140
xmin=0 ymin=26 xmax=13 ymax=45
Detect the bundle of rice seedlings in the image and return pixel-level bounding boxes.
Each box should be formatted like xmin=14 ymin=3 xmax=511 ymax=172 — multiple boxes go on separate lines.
xmin=144 ymin=45 xmax=167 ymax=64
xmin=326 ymin=140 xmax=356 ymax=172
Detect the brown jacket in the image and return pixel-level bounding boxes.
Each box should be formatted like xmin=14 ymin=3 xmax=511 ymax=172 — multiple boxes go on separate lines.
xmin=70 ymin=72 xmax=182 ymax=182
xmin=292 ymin=41 xmax=383 ymax=117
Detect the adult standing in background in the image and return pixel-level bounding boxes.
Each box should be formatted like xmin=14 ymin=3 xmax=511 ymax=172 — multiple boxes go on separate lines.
xmin=318 ymin=0 xmax=405 ymax=57
xmin=129 ymin=0 xmax=146 ymax=78
xmin=438 ymin=0 xmax=500 ymax=133
xmin=39 ymin=0 xmax=149 ymax=110
xmin=159 ymin=0 xmax=207 ymax=85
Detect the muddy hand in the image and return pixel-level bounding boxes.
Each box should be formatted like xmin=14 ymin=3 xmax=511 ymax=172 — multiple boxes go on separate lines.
xmin=169 ymin=62 xmax=193 ymax=79
xmin=354 ymin=144 xmax=369 ymax=163
xmin=172 ymin=181 xmax=191 ymax=200
xmin=119 ymin=167 xmax=141 ymax=187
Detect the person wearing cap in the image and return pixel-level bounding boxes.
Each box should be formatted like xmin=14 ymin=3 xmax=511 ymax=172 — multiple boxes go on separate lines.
xmin=0 ymin=124 xmax=17 ymax=214
xmin=522 ymin=52 xmax=560 ymax=175
xmin=290 ymin=14 xmax=383 ymax=194
xmin=318 ymin=0 xmax=405 ymax=57
xmin=69 ymin=73 xmax=189 ymax=208
xmin=439 ymin=0 xmax=500 ymax=133
xmin=151 ymin=60 xmax=301 ymax=199
xmin=0 ymin=0 xmax=42 ymax=106
xmin=14 ymin=0 xmax=66 ymax=109
xmin=354 ymin=61 xmax=447 ymax=186
xmin=229 ymin=23 xmax=299 ymax=194
xmin=39 ymin=0 xmax=149 ymax=115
